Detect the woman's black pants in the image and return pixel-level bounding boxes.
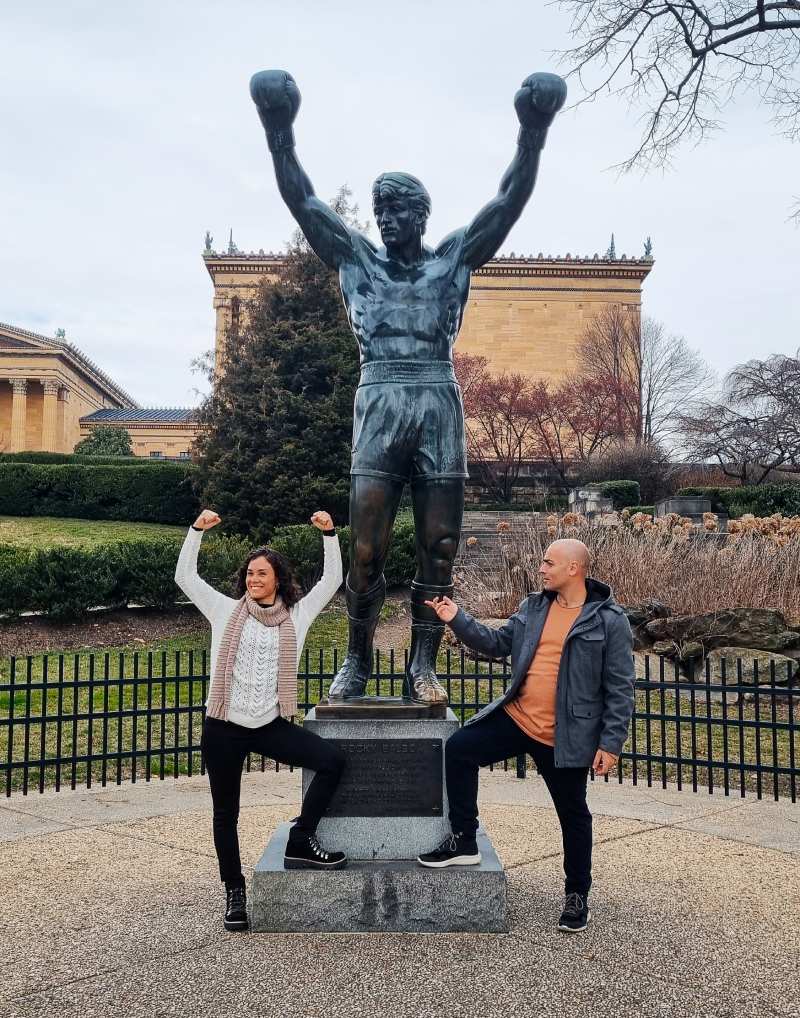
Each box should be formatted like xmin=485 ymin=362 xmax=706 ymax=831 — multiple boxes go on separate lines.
xmin=201 ymin=715 xmax=346 ymax=886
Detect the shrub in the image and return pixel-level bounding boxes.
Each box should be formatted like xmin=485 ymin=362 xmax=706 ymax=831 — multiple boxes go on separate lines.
xmin=678 ymin=484 xmax=800 ymax=519
xmin=26 ymin=545 xmax=119 ymax=621
xmin=0 ymin=452 xmax=163 ymax=466
xmin=589 ymin=480 xmax=641 ymax=509
xmin=624 ymin=505 xmax=655 ymax=516
xmin=0 ymin=531 xmax=254 ymax=621
xmin=196 ymin=534 xmax=253 ymax=598
xmin=269 ymin=516 xmax=417 ymax=592
xmin=0 ymin=462 xmax=199 ymax=524
xmin=0 ymin=545 xmax=33 ymax=618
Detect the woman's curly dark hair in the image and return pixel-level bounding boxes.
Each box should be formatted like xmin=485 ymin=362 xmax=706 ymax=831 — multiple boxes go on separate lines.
xmin=235 ymin=547 xmax=302 ymax=608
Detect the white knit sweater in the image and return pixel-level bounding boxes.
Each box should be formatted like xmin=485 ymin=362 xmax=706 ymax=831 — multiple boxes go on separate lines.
xmin=174 ymin=527 xmax=343 ymax=727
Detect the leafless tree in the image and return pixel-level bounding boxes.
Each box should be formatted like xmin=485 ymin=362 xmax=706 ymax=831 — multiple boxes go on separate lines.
xmin=577 ymin=306 xmax=714 ymax=448
xmin=557 ymin=1 xmax=800 ymax=212
xmin=678 ymin=348 xmax=800 ymax=482
xmin=639 ymin=317 xmax=715 ymax=446
xmin=455 ymin=354 xmax=542 ymax=501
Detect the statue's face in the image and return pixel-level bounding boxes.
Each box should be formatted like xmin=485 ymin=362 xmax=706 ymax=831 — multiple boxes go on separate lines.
xmin=373 ymin=195 xmax=420 ymax=249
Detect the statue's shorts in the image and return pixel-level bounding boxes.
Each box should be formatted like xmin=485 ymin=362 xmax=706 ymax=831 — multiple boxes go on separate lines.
xmin=350 ymin=360 xmax=468 ymax=486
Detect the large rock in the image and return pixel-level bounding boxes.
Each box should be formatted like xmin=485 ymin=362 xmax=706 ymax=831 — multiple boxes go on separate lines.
xmin=623 ymin=600 xmax=672 ymax=651
xmin=705 ymin=647 xmax=799 ymax=685
xmin=644 ymin=608 xmax=799 ymax=652
xmin=623 ymin=599 xmax=672 ymax=629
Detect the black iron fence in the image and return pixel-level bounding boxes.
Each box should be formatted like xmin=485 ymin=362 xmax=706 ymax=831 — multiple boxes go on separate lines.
xmin=1 ymin=648 xmax=797 ymax=802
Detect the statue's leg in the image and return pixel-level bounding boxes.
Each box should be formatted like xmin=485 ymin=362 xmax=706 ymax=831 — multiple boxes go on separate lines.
xmin=403 ymin=477 xmax=465 ymax=704
xmin=328 ymin=474 xmax=405 ymax=701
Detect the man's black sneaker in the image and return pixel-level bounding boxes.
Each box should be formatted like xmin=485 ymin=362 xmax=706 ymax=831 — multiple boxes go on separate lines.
xmin=284 ymin=831 xmax=347 ymax=870
xmin=557 ymin=892 xmax=591 ymax=933
xmin=223 ymin=882 xmax=248 ymax=932
xmin=417 ymin=832 xmax=481 ymax=868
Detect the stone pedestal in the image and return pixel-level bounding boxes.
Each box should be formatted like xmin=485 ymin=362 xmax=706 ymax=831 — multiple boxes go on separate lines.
xmin=251 ymin=823 xmax=507 ymax=933
xmin=301 ymin=706 xmax=458 ymax=860
xmin=251 ymin=704 xmax=508 ymax=933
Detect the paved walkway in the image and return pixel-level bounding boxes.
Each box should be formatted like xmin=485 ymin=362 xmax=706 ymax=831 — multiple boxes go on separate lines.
xmin=1 ymin=771 xmax=798 ymax=1018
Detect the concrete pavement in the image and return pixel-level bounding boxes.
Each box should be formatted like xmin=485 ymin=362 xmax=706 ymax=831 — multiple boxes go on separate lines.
xmin=0 ymin=770 xmax=797 ymax=1018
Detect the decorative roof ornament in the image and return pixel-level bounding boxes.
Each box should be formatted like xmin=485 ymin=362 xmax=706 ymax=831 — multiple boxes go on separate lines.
xmin=605 ymin=233 xmax=616 ymax=260
xmin=227 ymin=229 xmax=239 ymax=255
xmin=55 ymin=328 xmax=66 ymax=339
xmin=204 ymin=230 xmax=214 ymax=254
xmin=644 ymin=235 xmax=654 ymax=258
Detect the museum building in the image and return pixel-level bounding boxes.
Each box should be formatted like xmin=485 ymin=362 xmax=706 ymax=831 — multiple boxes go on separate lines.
xmin=1 ymin=241 xmax=652 ymax=456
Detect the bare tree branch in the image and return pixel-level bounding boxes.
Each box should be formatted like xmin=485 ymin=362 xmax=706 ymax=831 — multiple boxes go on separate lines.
xmin=557 ymin=1 xmax=800 ymax=188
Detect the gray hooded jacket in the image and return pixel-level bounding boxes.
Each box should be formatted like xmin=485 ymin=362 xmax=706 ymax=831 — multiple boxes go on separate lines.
xmin=450 ymin=578 xmax=635 ymax=768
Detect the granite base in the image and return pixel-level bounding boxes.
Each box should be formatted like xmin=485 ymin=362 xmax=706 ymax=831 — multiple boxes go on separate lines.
xmin=250 ymin=823 xmax=507 ymax=933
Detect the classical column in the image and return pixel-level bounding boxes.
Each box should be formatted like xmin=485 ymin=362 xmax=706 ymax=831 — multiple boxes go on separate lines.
xmin=9 ymin=378 xmax=28 ymax=452
xmin=40 ymin=378 xmax=61 ymax=451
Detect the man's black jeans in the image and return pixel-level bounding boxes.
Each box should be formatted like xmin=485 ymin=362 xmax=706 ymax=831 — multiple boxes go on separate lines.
xmin=201 ymin=715 xmax=346 ymax=886
xmin=446 ymin=707 xmax=592 ymax=896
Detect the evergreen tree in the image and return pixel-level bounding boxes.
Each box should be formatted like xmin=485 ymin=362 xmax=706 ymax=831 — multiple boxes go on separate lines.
xmin=193 ymin=188 xmax=365 ymax=541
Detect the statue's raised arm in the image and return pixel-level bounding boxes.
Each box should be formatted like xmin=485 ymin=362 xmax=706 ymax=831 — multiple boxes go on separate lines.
xmin=249 ymin=70 xmax=357 ymax=270
xmin=453 ymin=72 xmax=567 ymax=270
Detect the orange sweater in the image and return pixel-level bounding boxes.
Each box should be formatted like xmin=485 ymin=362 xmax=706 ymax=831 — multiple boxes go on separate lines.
xmin=504 ymin=600 xmax=582 ymax=746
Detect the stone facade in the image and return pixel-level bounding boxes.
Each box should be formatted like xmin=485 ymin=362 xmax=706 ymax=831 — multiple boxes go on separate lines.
xmin=0 ymin=322 xmax=136 ymax=453
xmin=203 ymin=249 xmax=653 ymax=380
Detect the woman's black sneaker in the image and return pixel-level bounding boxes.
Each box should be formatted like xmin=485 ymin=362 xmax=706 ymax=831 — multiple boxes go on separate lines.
xmin=557 ymin=892 xmax=591 ymax=933
xmin=417 ymin=832 xmax=481 ymax=868
xmin=284 ymin=831 xmax=347 ymax=870
xmin=224 ymin=882 xmax=249 ymax=931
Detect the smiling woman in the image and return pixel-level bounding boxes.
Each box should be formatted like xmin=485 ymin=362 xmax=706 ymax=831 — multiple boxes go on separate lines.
xmin=173 ymin=505 xmax=347 ymax=931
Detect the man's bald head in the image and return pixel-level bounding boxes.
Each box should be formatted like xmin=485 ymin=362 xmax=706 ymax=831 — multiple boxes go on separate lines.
xmin=545 ymin=539 xmax=590 ymax=573
xmin=540 ymin=539 xmax=591 ymax=596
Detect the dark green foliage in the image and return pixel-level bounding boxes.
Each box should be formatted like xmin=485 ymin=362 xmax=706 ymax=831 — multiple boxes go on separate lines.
xmin=0 ymin=534 xmax=249 ymax=620
xmin=194 ymin=534 xmax=252 ymax=598
xmin=0 ymin=463 xmax=198 ymax=523
xmin=0 ymin=452 xmax=151 ymax=465
xmin=591 ymin=480 xmax=641 ymax=509
xmin=193 ymin=201 xmax=361 ymax=542
xmin=269 ymin=515 xmax=416 ymax=592
xmin=464 ymin=496 xmax=570 ymax=512
xmin=27 ymin=545 xmax=119 ymax=621
xmin=74 ymin=426 xmax=133 ymax=457
xmin=678 ymin=484 xmax=800 ymax=518
xmin=0 ymin=545 xmax=33 ymax=617
xmin=625 ymin=505 xmax=655 ymax=516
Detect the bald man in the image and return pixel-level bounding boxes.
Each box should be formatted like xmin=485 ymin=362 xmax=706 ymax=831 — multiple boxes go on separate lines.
xmin=418 ymin=539 xmax=635 ymax=933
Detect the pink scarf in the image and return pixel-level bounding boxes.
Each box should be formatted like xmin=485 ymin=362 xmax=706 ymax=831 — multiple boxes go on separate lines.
xmin=206 ymin=593 xmax=298 ymax=721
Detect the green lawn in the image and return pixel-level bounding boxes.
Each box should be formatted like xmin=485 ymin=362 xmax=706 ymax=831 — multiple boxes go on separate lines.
xmin=0 ymin=515 xmax=186 ymax=548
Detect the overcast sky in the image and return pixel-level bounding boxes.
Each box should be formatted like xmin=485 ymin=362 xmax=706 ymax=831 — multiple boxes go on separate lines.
xmin=2 ymin=1 xmax=798 ymax=407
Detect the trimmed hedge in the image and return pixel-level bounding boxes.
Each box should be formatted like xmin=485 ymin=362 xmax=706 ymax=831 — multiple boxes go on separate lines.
xmin=0 ymin=462 xmax=199 ymax=524
xmin=590 ymin=480 xmax=641 ymax=509
xmin=0 ymin=519 xmax=417 ymax=622
xmin=0 ymin=452 xmax=168 ymax=466
xmin=270 ymin=515 xmax=416 ymax=591
xmin=677 ymin=484 xmax=800 ymax=518
xmin=0 ymin=535 xmax=248 ymax=622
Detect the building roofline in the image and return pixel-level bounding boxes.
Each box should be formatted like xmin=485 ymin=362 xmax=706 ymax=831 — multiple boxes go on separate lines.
xmin=0 ymin=321 xmax=140 ymax=407
xmin=202 ymin=249 xmax=654 ymax=282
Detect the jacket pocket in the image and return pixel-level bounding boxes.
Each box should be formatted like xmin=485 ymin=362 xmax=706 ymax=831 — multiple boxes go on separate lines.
xmin=571 ymin=702 xmax=602 ymax=719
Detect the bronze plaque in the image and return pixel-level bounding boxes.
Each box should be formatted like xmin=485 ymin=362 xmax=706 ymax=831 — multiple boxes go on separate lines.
xmin=325 ymin=738 xmax=443 ymax=817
